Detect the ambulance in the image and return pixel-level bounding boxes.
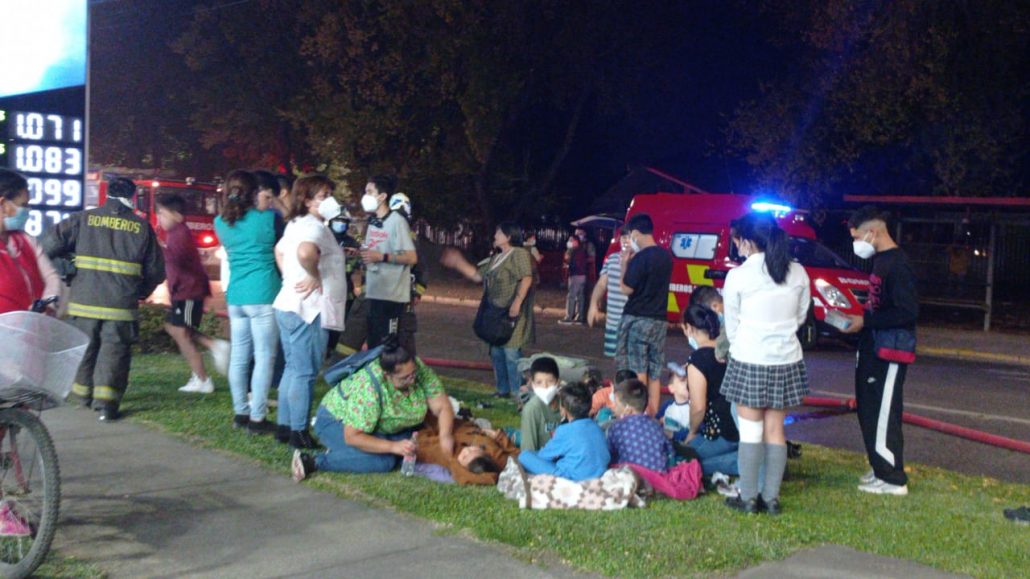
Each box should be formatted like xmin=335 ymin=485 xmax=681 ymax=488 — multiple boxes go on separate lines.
xmin=616 ymin=193 xmax=869 ymax=348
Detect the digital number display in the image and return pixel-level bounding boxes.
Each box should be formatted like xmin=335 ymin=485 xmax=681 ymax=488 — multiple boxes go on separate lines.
xmin=0 ymin=109 xmax=85 ymax=236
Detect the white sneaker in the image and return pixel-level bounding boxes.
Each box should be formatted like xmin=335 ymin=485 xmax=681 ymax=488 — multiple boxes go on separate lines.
xmin=180 ymin=376 xmax=215 ymax=394
xmin=209 ymin=340 xmax=231 ymax=376
xmin=859 ymin=469 xmax=876 ymax=485
xmin=858 ymin=479 xmax=908 ymax=496
xmin=178 ymin=374 xmax=199 ymax=392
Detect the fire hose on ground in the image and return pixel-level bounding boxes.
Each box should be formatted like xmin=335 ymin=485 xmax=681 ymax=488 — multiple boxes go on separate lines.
xmin=417 ymin=356 xmax=1030 ymax=455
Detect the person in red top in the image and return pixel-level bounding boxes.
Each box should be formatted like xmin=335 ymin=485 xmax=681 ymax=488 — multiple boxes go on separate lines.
xmin=0 ymin=169 xmax=61 ymax=314
xmin=156 ymin=194 xmax=229 ymax=394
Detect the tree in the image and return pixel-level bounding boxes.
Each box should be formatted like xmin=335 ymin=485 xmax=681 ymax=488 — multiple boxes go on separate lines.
xmin=171 ymin=0 xmax=313 ymax=174
xmin=725 ymin=0 xmax=1029 ymax=205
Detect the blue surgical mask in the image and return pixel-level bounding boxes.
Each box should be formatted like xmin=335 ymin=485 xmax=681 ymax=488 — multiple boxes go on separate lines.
xmin=718 ymin=313 xmax=725 ymax=324
xmin=688 ymin=336 xmax=699 ymax=350
xmin=330 ymin=221 xmax=349 ymax=234
xmin=3 ymin=206 xmax=29 ymax=232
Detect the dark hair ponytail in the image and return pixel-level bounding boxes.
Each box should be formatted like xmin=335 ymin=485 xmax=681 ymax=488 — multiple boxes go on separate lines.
xmin=735 ymin=212 xmax=792 ymax=284
xmin=379 ymin=335 xmax=414 ymax=373
xmin=220 ymin=170 xmax=258 ymax=226
xmin=682 ymin=303 xmax=721 ymax=340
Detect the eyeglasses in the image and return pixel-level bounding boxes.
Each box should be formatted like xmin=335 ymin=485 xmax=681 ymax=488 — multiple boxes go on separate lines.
xmin=392 ymin=370 xmax=417 ymax=385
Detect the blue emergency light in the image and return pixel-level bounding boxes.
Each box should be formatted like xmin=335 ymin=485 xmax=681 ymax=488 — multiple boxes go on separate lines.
xmin=751 ymin=201 xmax=793 ymax=215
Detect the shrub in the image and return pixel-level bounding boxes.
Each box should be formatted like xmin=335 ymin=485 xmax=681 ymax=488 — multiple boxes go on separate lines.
xmin=134 ymin=303 xmax=224 ymax=354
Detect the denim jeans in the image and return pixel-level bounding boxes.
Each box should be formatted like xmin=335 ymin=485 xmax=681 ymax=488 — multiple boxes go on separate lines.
xmin=312 ymin=405 xmax=413 ymax=473
xmin=566 ymin=274 xmax=586 ymax=322
xmin=228 ymin=304 xmax=278 ymax=421
xmin=688 ymin=435 xmax=740 ymax=476
xmin=275 ymin=310 xmax=328 ymax=431
xmin=489 ymin=346 xmax=522 ymax=395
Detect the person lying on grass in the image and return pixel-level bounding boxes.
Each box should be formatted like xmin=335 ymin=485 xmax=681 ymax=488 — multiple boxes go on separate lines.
xmin=414 ymin=416 xmax=519 ymax=485
xmin=607 ymin=378 xmax=672 ymax=472
xmin=518 ymin=383 xmax=610 ymax=481
xmin=292 ymin=340 xmax=454 ymax=481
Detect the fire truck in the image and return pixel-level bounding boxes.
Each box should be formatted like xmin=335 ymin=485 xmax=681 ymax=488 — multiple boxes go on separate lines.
xmin=612 ymin=193 xmax=870 ymax=348
xmin=85 ymin=172 xmax=222 ymax=268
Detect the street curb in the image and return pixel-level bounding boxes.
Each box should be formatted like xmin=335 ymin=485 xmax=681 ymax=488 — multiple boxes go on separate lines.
xmin=424 ymin=294 xmax=1030 ymax=367
xmin=917 ymin=346 xmax=1030 ymax=367
xmin=423 ymin=294 xmax=567 ymax=317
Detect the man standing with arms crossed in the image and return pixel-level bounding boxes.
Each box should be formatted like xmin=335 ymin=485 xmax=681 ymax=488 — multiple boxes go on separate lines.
xmin=841 ymin=206 xmax=918 ymax=496
xmin=44 ymin=177 xmax=165 ymax=422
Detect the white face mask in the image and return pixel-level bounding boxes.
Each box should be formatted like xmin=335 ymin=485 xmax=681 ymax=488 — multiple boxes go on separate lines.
xmin=688 ymin=336 xmax=699 ymax=350
xmin=533 ymin=385 xmax=559 ymax=405
xmin=361 ymin=194 xmax=380 ymax=213
xmin=853 ymin=234 xmax=876 ymax=259
xmin=566 ymin=240 xmax=576 ymax=249
xmin=317 ymin=197 xmax=342 ymax=221
xmin=629 ymin=236 xmax=640 ymax=253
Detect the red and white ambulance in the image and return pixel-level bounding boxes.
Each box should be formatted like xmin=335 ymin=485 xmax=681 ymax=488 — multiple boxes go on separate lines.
xmin=614 ymin=193 xmax=869 ymax=347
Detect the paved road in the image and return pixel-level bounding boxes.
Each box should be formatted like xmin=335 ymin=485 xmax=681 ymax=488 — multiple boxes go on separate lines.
xmin=413 ymin=302 xmax=1030 ymax=484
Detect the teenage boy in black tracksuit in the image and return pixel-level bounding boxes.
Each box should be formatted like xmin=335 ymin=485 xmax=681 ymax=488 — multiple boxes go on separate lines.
xmin=842 ymin=206 xmax=919 ymax=495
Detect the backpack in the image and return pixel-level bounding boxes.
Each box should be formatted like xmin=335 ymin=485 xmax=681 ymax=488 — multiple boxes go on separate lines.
xmin=324 ymin=346 xmax=387 ymax=417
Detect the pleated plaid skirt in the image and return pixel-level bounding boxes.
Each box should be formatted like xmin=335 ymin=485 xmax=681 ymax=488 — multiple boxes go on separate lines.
xmin=720 ymin=357 xmax=809 ymax=409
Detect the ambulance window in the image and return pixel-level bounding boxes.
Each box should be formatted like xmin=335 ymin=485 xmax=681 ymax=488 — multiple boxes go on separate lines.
xmin=671 ymin=233 xmax=718 ymax=260
xmin=790 ymin=237 xmax=853 ymax=269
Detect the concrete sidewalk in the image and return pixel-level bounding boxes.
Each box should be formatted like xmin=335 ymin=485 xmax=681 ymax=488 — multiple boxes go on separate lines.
xmin=46 ymin=407 xmax=568 ymax=578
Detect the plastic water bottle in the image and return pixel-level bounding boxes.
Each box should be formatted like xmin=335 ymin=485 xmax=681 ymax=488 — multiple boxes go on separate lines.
xmin=400 ymin=432 xmax=418 ymax=476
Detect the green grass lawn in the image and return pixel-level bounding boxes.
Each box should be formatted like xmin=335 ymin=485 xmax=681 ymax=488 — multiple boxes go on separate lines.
xmin=122 ymin=353 xmax=1029 ymax=578
xmin=35 ymin=554 xmax=107 ymax=578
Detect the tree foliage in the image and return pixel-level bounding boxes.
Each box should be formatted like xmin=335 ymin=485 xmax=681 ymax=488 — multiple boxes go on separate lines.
xmin=726 ymin=0 xmax=1029 ymax=204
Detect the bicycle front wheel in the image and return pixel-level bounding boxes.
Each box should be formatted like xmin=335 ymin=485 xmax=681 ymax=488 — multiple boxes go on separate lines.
xmin=0 ymin=408 xmax=60 ymax=579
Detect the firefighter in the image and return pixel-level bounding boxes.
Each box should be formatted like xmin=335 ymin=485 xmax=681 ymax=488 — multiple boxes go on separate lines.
xmin=44 ymin=177 xmax=165 ymax=422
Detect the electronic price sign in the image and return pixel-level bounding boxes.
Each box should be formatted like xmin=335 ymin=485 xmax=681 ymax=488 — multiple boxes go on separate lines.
xmin=0 ymin=110 xmax=85 ymax=235
xmin=0 ymin=0 xmax=88 ymax=237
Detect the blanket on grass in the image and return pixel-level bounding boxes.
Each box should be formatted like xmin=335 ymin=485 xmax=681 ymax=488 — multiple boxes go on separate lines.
xmin=496 ymin=461 xmax=648 ymax=510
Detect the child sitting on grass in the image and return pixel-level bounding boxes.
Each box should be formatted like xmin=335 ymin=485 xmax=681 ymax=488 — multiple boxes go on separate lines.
xmin=520 ymin=357 xmax=563 ymax=452
xmin=518 ymin=383 xmax=610 ymax=481
xmin=658 ymin=367 xmax=691 ymax=442
xmin=591 ymin=368 xmax=635 ymax=424
xmin=607 ymin=378 xmax=672 ymax=472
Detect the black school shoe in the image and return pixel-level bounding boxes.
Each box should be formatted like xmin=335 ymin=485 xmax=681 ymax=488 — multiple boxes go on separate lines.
xmin=758 ymin=495 xmax=782 ymax=516
xmin=289 ymin=430 xmax=318 ymax=450
xmin=232 ymin=415 xmax=249 ymax=429
xmin=1004 ymin=506 xmax=1029 ymax=525
xmin=275 ymin=425 xmax=291 ymax=444
xmin=247 ymin=419 xmax=276 ymax=436
xmin=97 ymin=404 xmax=121 ymax=423
xmin=725 ymin=495 xmax=760 ymax=514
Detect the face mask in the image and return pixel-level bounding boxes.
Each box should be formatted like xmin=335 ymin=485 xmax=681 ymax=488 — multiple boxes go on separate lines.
xmin=318 ymin=197 xmax=342 ymax=221
xmin=525 ymin=239 xmax=535 ymax=247
xmin=630 ymin=237 xmax=640 ymax=253
xmin=3 ymin=206 xmax=29 ymax=232
xmin=853 ymin=234 xmax=876 ymax=259
xmin=718 ymin=313 xmax=725 ymax=324
xmin=688 ymin=336 xmax=699 ymax=350
xmin=566 ymin=240 xmax=575 ymax=249
xmin=330 ymin=220 xmax=349 ymax=234
xmin=361 ymin=194 xmax=380 ymax=213
xmin=533 ymin=385 xmax=559 ymax=405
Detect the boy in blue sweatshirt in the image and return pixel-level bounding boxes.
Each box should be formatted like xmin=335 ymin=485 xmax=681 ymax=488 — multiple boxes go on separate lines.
xmin=518 ymin=382 xmax=611 ymax=481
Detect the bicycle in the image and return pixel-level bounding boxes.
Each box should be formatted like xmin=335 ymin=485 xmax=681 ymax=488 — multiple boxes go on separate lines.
xmin=0 ymin=301 xmax=89 ymax=578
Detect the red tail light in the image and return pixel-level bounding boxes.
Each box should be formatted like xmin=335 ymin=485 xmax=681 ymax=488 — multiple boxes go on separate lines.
xmin=198 ymin=233 xmax=218 ymax=248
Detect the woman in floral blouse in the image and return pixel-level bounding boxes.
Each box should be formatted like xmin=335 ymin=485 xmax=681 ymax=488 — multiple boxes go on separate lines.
xmin=291 ymin=341 xmax=455 ymax=480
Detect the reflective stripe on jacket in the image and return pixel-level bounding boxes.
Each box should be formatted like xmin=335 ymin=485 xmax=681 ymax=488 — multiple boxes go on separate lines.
xmin=43 ymin=199 xmax=165 ymax=320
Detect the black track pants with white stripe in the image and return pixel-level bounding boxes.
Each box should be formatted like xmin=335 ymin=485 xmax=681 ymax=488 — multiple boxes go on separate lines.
xmin=855 ymin=347 xmax=908 ymax=486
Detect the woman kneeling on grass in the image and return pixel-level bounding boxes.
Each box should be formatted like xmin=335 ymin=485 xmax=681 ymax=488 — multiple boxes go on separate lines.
xmin=292 ymin=339 xmax=455 ymax=480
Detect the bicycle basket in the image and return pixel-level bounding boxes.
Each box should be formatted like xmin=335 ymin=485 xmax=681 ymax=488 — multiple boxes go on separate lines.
xmin=0 ymin=312 xmax=90 ymax=409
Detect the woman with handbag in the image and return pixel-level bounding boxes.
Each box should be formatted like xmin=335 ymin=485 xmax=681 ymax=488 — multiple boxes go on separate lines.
xmin=441 ymin=222 xmax=535 ymax=398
